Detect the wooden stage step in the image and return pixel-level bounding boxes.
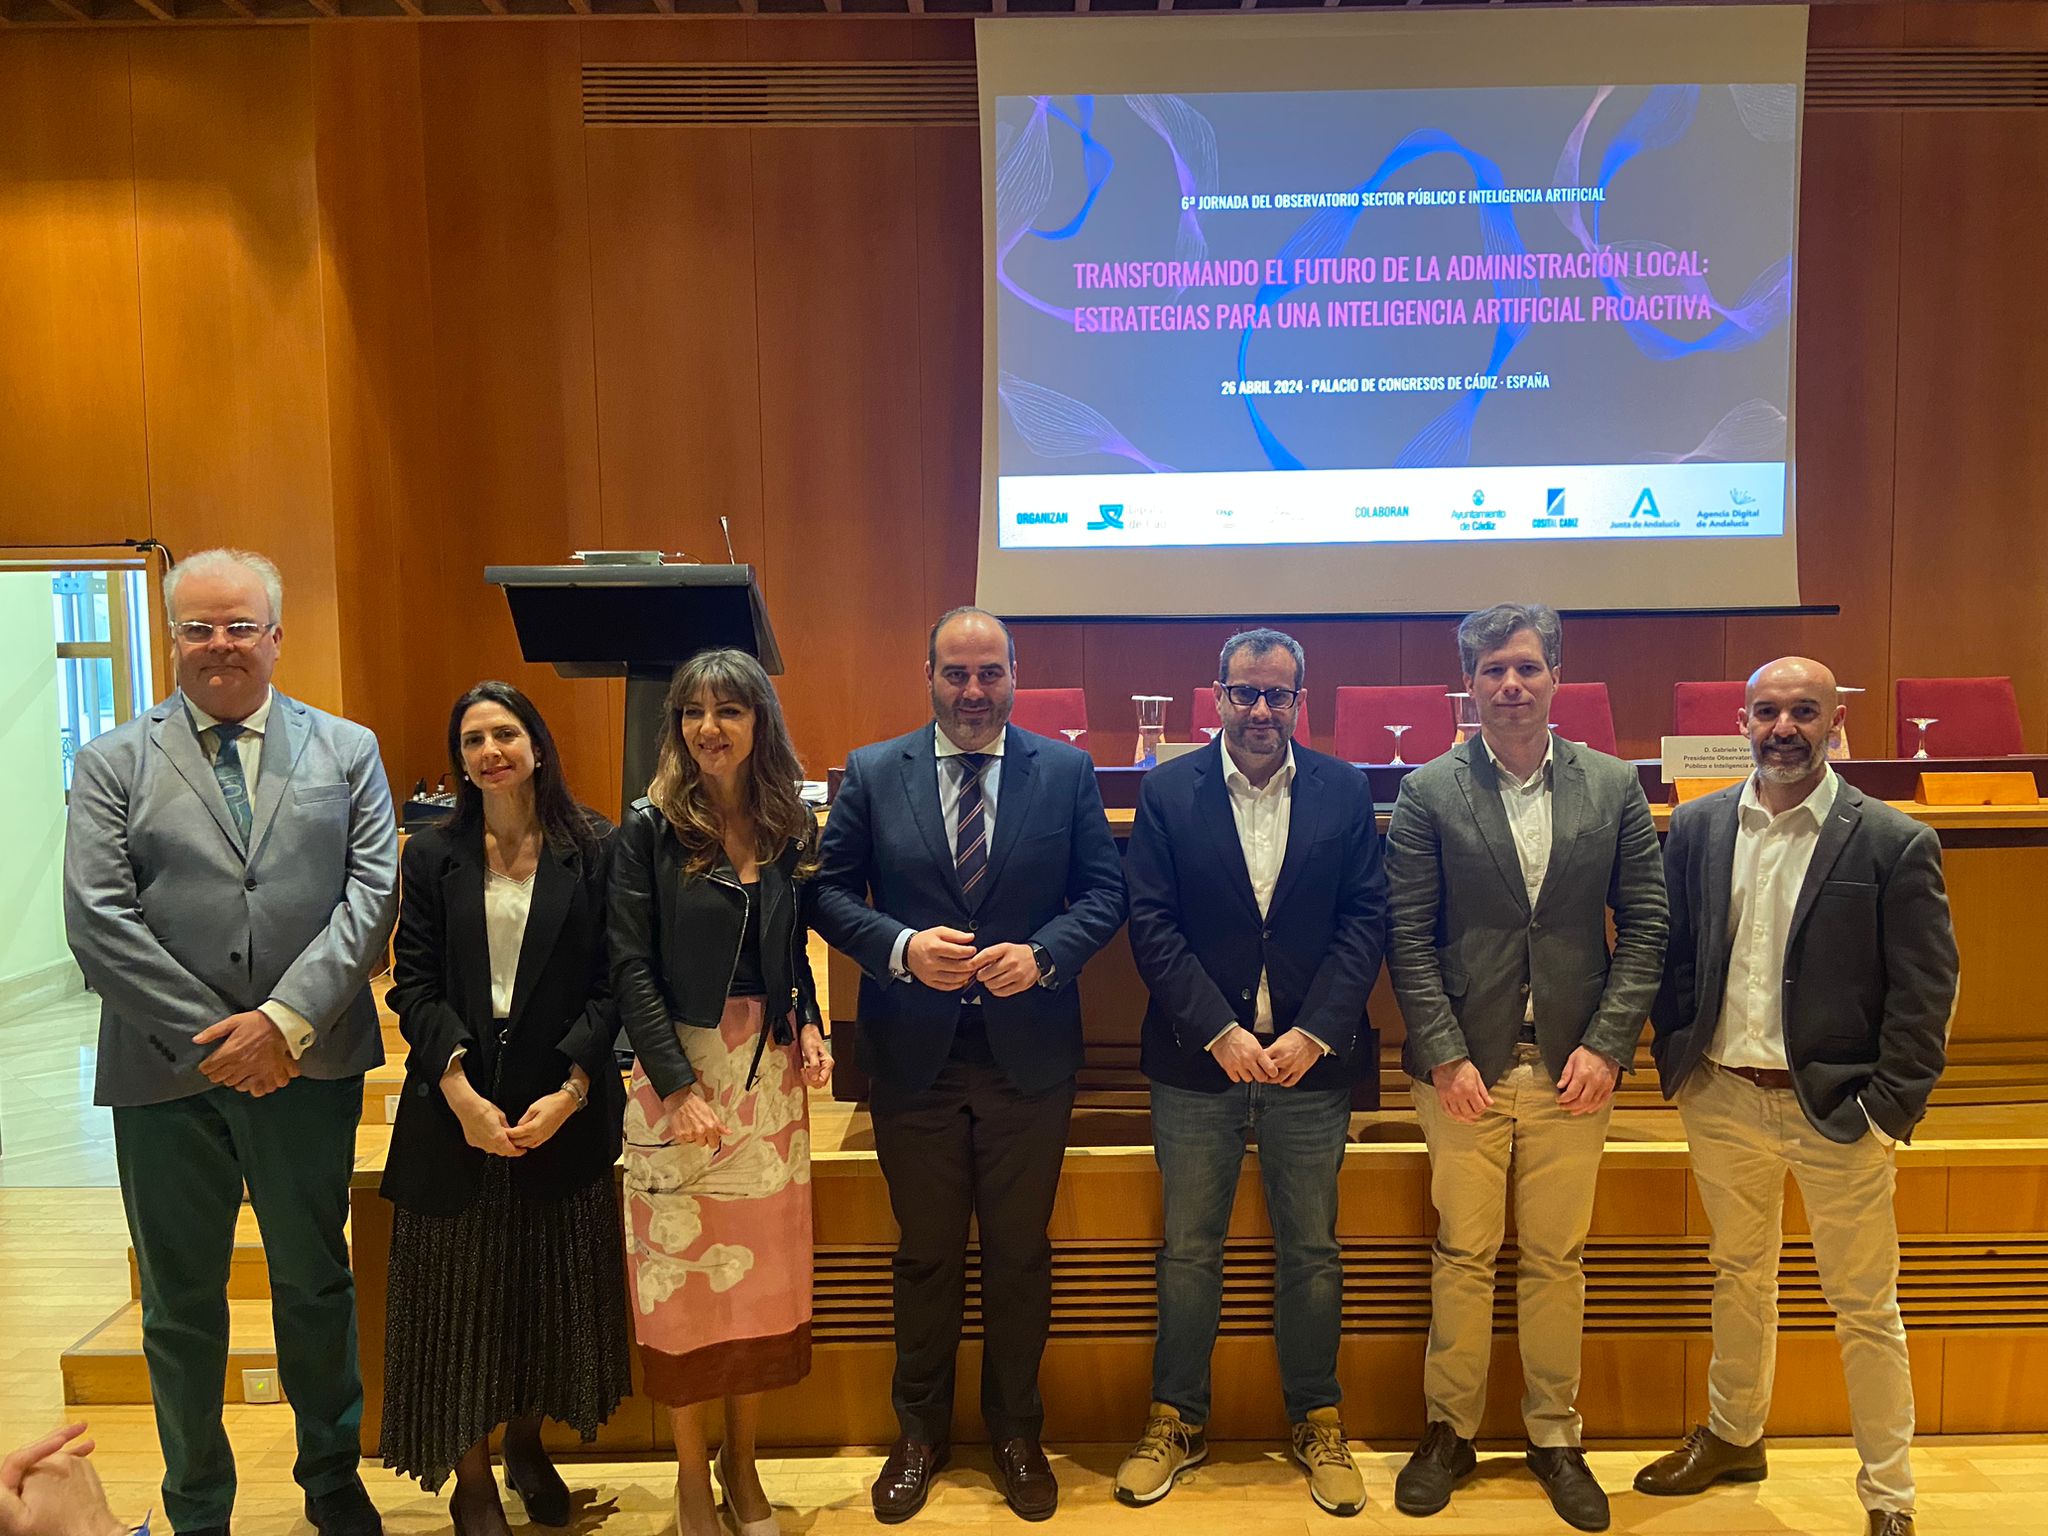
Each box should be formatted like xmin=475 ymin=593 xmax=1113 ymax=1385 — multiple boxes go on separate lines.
xmin=126 ymin=1206 xmax=273 ymax=1301
xmin=64 ymin=1296 xmax=278 ymax=1406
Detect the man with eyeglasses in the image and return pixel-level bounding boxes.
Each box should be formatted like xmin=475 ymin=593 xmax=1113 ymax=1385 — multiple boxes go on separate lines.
xmin=1385 ymin=603 xmax=1666 ymax=1532
xmin=63 ymin=548 xmax=398 ymax=1536
xmin=1113 ymin=629 xmax=1387 ymax=1516
xmin=814 ymin=607 xmax=1126 ymax=1523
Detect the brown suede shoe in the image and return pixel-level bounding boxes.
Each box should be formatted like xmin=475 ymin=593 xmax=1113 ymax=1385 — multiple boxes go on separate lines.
xmin=871 ymin=1438 xmax=949 ymax=1523
xmin=1633 ymin=1425 xmax=1768 ymax=1496
xmin=1867 ymin=1513 xmax=1915 ymax=1536
xmin=991 ymin=1437 xmax=1058 ymax=1521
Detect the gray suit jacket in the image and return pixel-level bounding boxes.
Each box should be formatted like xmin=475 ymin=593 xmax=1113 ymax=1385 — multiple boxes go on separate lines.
xmin=1651 ymin=779 xmax=1958 ymax=1143
xmin=1387 ymin=734 xmax=1668 ymax=1087
xmin=63 ymin=689 xmax=399 ymax=1108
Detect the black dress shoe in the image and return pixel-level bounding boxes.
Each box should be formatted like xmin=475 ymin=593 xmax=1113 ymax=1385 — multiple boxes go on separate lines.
xmin=991 ymin=1438 xmax=1057 ymax=1522
xmin=503 ymin=1435 xmax=572 ymax=1526
xmin=1393 ymin=1421 xmax=1477 ymax=1517
xmin=871 ymin=1437 xmax=949 ymax=1524
xmin=1867 ymin=1513 xmax=1915 ymax=1536
xmin=1525 ymin=1446 xmax=1610 ymax=1534
xmin=304 ymin=1481 xmax=383 ymax=1536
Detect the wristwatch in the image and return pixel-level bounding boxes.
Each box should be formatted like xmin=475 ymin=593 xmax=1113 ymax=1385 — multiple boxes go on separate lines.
xmin=1029 ymin=942 xmax=1056 ymax=988
xmin=559 ymin=1076 xmax=590 ymax=1111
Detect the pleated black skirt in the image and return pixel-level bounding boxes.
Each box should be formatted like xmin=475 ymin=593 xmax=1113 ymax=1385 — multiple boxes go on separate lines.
xmin=380 ymin=1158 xmax=634 ymax=1490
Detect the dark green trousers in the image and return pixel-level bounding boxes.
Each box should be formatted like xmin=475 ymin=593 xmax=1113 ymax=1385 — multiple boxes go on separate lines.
xmin=113 ymin=1074 xmax=365 ymax=1533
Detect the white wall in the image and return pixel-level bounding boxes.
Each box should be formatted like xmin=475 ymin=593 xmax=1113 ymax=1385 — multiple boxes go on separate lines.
xmin=0 ymin=571 xmax=80 ymax=1017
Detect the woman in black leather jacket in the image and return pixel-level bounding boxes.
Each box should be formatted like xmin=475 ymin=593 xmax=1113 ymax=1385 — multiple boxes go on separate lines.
xmin=610 ymin=648 xmax=830 ymax=1536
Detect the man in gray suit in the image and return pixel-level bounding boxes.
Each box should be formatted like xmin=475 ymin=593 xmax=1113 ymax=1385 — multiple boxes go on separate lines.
xmin=1634 ymin=658 xmax=1956 ymax=1536
xmin=1385 ymin=603 xmax=1666 ymax=1532
xmin=63 ymin=548 xmax=398 ymax=1536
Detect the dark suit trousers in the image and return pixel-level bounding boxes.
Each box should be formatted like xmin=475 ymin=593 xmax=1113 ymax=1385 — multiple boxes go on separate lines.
xmin=113 ymin=1075 xmax=366 ymax=1531
xmin=869 ymin=1029 xmax=1076 ymax=1444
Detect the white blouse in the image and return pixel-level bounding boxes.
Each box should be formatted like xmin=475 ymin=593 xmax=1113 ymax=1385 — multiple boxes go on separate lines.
xmin=484 ymin=866 xmax=536 ymax=1019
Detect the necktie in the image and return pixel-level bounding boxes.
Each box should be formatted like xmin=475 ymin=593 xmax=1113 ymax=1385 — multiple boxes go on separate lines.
xmin=211 ymin=723 xmax=253 ymax=843
xmin=953 ymin=753 xmax=990 ymax=900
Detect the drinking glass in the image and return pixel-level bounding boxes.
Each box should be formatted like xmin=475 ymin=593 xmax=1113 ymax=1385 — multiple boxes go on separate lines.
xmin=1909 ymin=718 xmax=1938 ymax=760
xmin=1132 ymin=695 xmax=1172 ymax=767
xmin=1448 ymin=692 xmax=1479 ymax=745
xmin=1059 ymin=729 xmax=1086 ymax=748
xmin=1385 ymin=724 xmax=1413 ymax=766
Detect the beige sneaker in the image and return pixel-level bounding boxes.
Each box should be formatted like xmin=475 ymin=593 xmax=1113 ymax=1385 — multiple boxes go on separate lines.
xmin=1289 ymin=1407 xmax=1365 ymax=1517
xmin=1114 ymin=1403 xmax=1208 ymax=1506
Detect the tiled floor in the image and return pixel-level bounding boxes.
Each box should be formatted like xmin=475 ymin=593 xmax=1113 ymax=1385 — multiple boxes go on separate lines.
xmin=0 ymin=990 xmax=117 ymax=1188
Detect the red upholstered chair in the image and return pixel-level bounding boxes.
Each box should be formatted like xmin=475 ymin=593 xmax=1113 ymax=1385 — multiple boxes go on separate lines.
xmin=1190 ymin=686 xmax=1312 ymax=749
xmin=1672 ymin=681 xmax=1749 ymax=738
xmin=1894 ymin=676 xmax=2026 ymax=757
xmin=1009 ymin=687 xmax=1090 ymax=744
xmin=1333 ymin=685 xmax=1457 ymax=764
xmin=1547 ymin=682 xmax=1619 ymax=756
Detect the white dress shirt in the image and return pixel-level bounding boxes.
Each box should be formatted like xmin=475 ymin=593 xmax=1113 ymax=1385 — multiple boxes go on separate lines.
xmin=484 ymin=866 xmax=536 ymax=1020
xmin=1485 ymin=734 xmax=1554 ymax=1022
xmin=1223 ymin=742 xmax=1295 ymax=1036
xmin=1709 ymin=767 xmax=1839 ymax=1071
xmin=889 ymin=725 xmax=1007 ymax=979
xmin=188 ymin=688 xmax=315 ymax=1060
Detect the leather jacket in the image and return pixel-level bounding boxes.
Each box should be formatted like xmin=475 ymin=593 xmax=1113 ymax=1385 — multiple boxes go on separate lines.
xmin=609 ymin=798 xmax=823 ymax=1100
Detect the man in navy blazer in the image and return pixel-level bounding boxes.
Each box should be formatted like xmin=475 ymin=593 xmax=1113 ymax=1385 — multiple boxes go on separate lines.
xmin=814 ymin=607 xmax=1127 ymax=1523
xmin=1112 ymin=629 xmax=1387 ymax=1517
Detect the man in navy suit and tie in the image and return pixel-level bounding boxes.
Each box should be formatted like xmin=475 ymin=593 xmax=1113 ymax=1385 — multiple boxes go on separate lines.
xmin=1111 ymin=629 xmax=1387 ymax=1517
xmin=814 ymin=608 xmax=1127 ymax=1524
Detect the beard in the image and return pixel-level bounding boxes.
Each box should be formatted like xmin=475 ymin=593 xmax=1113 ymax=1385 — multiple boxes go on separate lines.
xmin=1754 ymin=735 xmax=1824 ymax=783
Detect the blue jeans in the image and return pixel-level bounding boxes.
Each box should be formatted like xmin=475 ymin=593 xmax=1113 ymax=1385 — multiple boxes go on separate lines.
xmin=1149 ymin=1079 xmax=1351 ymax=1424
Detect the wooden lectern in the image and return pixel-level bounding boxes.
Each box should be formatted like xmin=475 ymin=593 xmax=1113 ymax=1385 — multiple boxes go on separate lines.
xmin=484 ymin=561 xmax=782 ymax=820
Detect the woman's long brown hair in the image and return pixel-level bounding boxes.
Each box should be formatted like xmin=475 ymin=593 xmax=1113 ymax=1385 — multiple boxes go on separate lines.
xmin=646 ymin=648 xmax=817 ymax=879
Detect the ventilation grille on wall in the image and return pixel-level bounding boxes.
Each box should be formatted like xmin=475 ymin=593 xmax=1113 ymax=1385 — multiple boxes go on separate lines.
xmin=585 ymin=61 xmax=980 ymax=125
xmin=808 ymin=1236 xmax=2048 ymax=1343
xmin=584 ymin=49 xmax=2048 ymax=128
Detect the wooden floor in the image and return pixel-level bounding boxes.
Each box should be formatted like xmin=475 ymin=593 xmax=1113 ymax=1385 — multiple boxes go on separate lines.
xmin=1 ymin=1184 xmax=2044 ymax=1535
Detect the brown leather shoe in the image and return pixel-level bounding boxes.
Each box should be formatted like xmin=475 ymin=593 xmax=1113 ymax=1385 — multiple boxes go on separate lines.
xmin=1633 ymin=1424 xmax=1768 ymax=1496
xmin=871 ymin=1438 xmax=949 ymax=1524
xmin=991 ymin=1437 xmax=1058 ymax=1522
xmin=1867 ymin=1513 xmax=1915 ymax=1536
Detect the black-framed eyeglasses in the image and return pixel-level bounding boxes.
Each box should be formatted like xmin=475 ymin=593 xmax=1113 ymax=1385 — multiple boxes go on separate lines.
xmin=172 ymin=621 xmax=273 ymax=648
xmin=1221 ymin=685 xmax=1302 ymax=710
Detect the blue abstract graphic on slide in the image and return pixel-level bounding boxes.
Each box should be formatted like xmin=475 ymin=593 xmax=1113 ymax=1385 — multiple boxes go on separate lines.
xmin=993 ymin=84 xmax=1798 ymax=550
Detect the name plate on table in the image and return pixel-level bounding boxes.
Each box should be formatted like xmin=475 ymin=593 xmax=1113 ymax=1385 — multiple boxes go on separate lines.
xmin=1660 ymin=736 xmax=1757 ymax=782
xmin=1915 ymin=771 xmax=2042 ymax=806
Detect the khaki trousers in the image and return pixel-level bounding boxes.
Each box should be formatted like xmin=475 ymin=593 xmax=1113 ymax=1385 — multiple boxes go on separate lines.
xmin=1413 ymin=1043 xmax=1611 ymax=1445
xmin=1679 ymin=1059 xmax=1915 ymax=1514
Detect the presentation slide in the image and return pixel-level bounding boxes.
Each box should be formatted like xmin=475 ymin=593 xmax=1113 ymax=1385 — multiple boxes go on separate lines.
xmin=993 ymin=82 xmax=1796 ymax=553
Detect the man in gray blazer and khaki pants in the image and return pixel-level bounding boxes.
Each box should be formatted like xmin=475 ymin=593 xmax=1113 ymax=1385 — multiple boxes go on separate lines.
xmin=1385 ymin=603 xmax=1667 ymax=1533
xmin=1636 ymin=658 xmax=1957 ymax=1536
xmin=63 ymin=549 xmax=398 ymax=1536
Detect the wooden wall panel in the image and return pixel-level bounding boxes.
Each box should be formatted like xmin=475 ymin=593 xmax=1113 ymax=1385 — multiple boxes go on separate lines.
xmin=1891 ymin=110 xmax=2048 ymax=755
xmin=416 ymin=22 xmax=615 ymax=805
xmin=914 ymin=125 xmax=985 ymax=637
xmin=1726 ymin=108 xmax=1903 ymax=757
xmin=751 ymin=124 xmax=934 ymax=771
xmin=129 ymin=29 xmax=343 ymax=714
xmin=0 ymin=37 xmax=150 ymax=551
xmin=313 ymin=23 xmax=445 ymax=788
xmin=584 ymin=124 xmax=767 ymax=577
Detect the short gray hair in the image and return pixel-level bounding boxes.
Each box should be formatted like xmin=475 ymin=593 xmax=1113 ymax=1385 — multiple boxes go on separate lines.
xmin=163 ymin=548 xmax=284 ymax=627
xmin=1456 ymin=603 xmax=1561 ymax=676
xmin=1218 ymin=627 xmax=1305 ymax=688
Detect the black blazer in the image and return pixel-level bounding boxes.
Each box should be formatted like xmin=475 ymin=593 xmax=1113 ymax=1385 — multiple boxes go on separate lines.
xmin=1651 ymin=778 xmax=1959 ymax=1143
xmin=381 ymin=818 xmax=624 ymax=1218
xmin=609 ymin=800 xmax=823 ymax=1103
xmin=812 ymin=723 xmax=1128 ymax=1096
xmin=1125 ymin=739 xmax=1388 ymax=1092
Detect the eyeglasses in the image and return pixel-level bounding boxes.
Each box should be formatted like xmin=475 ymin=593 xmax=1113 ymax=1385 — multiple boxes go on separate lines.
xmin=1221 ymin=685 xmax=1302 ymax=710
xmin=172 ymin=621 xmax=273 ymax=648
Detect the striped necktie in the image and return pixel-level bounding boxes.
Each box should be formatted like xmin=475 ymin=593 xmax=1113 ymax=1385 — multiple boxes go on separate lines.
xmin=953 ymin=752 xmax=991 ymax=899
xmin=211 ymin=723 xmax=254 ymax=843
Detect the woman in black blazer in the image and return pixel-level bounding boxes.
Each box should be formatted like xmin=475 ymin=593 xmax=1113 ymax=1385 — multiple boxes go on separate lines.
xmin=381 ymin=682 xmax=632 ymax=1536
